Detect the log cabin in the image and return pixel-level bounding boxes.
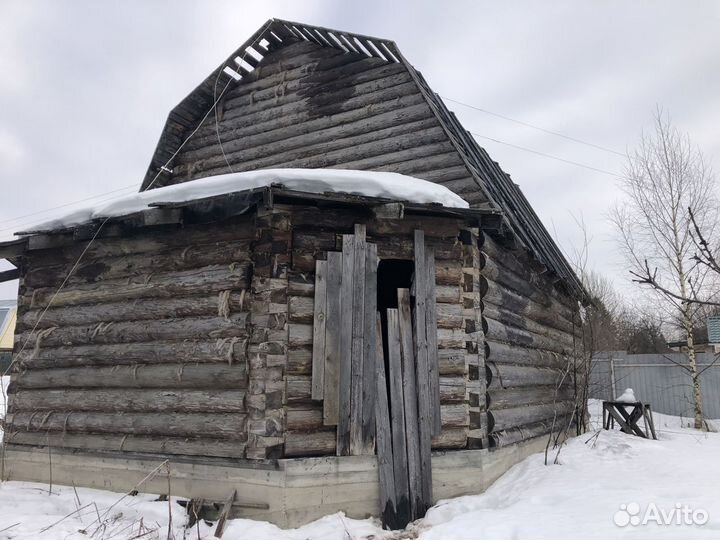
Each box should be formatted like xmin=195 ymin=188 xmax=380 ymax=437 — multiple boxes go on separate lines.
xmin=0 ymin=19 xmax=584 ymax=529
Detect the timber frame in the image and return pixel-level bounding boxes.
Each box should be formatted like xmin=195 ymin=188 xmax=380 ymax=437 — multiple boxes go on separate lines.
xmin=2 ymin=19 xmax=586 ymax=529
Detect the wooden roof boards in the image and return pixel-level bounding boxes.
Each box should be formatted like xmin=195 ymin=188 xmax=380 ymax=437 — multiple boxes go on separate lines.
xmin=141 ymin=19 xmax=583 ymax=296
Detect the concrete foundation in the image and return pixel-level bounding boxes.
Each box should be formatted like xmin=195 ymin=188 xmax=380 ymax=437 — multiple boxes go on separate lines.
xmin=1 ymin=437 xmax=547 ymax=527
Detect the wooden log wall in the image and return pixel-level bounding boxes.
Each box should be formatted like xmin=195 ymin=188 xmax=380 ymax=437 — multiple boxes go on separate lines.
xmin=158 ymin=40 xmax=487 ymax=207
xmin=479 ymin=232 xmax=580 ymax=447
xmin=283 ymin=206 xmax=472 ymax=455
xmin=6 ymin=217 xmax=256 ymax=459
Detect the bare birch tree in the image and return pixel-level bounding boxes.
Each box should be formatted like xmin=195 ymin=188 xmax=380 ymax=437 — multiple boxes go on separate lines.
xmin=611 ymin=108 xmax=717 ymax=429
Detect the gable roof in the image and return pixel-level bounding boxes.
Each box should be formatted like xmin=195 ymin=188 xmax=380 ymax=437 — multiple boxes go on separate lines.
xmin=142 ymin=19 xmax=582 ymax=297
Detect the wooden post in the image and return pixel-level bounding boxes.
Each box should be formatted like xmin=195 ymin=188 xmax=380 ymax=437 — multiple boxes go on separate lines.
xmin=361 ymin=242 xmax=378 ymax=454
xmin=424 ymin=247 xmax=441 ymax=435
xmin=374 ymin=314 xmax=397 ymax=529
xmin=350 ymin=224 xmax=367 ymax=455
xmin=323 ymin=252 xmax=343 ymax=426
xmin=412 ymin=230 xmax=433 ymax=509
xmin=311 ymin=260 xmax=328 ymax=400
xmin=398 ymin=288 xmax=424 ymax=521
xmin=387 ymin=308 xmax=411 ymax=524
xmin=337 ymin=234 xmax=355 ymax=456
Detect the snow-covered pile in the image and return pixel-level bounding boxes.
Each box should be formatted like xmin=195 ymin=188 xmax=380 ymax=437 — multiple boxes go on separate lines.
xmin=615 ymin=387 xmax=637 ymax=403
xmin=1 ymin=400 xmax=719 ymax=539
xmin=26 ymin=169 xmax=470 ymax=232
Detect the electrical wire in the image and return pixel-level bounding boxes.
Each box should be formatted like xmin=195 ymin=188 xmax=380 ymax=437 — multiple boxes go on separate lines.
xmin=442 ymin=95 xmax=625 ymax=157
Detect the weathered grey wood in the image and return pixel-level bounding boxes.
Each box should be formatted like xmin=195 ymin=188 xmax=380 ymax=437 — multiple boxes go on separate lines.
xmin=323 ymin=251 xmax=342 ymax=426
xmin=374 ymin=314 xmax=397 ymax=529
xmin=6 ymin=411 xmax=248 ymax=439
xmin=430 ymin=427 xmax=468 ymax=449
xmin=0 ymin=238 xmax=26 ymax=260
xmin=0 ymin=268 xmax=19 ymax=282
xmin=16 ymin=314 xmax=248 ymax=348
xmin=286 ymin=407 xmax=324 ymax=430
xmin=18 ymin=293 xmax=250 ymax=331
xmin=482 ymin=281 xmax=574 ymax=335
xmin=22 ymin=265 xmax=251 ymax=309
xmin=484 ymin=340 xmax=568 ymax=369
xmin=438 ymin=377 xmax=467 ymax=403
xmin=483 ymin=315 xmax=570 ymax=355
xmin=23 ymin=239 xmax=253 ymax=289
xmin=26 ymin=219 xmax=255 ymax=267
xmin=174 ymin=84 xmax=426 ymax=179
xmin=214 ymin=490 xmax=236 ymax=538
xmin=361 ymin=242 xmax=378 ymax=454
xmin=412 ymin=230 xmax=433 ymax=510
xmin=487 ymin=400 xmax=576 ymax=433
xmin=486 ymin=362 xmax=569 ymax=389
xmin=490 ymin=415 xmax=573 ymax=448
xmin=482 ymin=301 xmax=575 ymax=349
xmin=349 ymin=224 xmax=367 ymax=456
xmin=311 ymin=260 xmax=328 ymax=400
xmin=397 ymin=288 xmax=422 ymax=521
xmin=337 ymin=234 xmax=354 ymax=456
xmin=9 ymin=389 xmax=247 ymax=413
xmin=13 ymin=339 xmax=248 ymax=369
xmin=6 ymin=431 xmax=247 ymax=458
xmin=11 ymin=364 xmax=249 ymax=390
xmin=487 ymin=385 xmax=574 ymax=409
xmin=386 ymin=308 xmax=410 ymax=522
xmin=424 ymin=247 xmax=441 ymax=435
xmin=184 ymin=111 xmax=437 ymax=175
xmin=284 ymin=429 xmax=336 ymax=457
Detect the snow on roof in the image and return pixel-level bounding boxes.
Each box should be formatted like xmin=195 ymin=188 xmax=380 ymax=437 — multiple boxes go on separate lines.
xmin=26 ymin=169 xmax=470 ymax=233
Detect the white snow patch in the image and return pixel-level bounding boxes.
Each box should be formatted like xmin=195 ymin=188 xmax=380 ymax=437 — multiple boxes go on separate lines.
xmin=615 ymin=387 xmax=637 ymax=403
xmin=1 ymin=400 xmax=719 ymax=539
xmin=25 ymin=169 xmax=470 ymax=232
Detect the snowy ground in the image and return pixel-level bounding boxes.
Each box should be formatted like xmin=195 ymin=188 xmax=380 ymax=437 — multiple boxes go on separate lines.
xmin=1 ymin=396 xmax=719 ymax=539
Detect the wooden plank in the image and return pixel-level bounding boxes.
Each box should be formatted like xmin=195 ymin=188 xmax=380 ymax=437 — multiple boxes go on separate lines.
xmin=6 ymin=431 xmax=247 ymax=458
xmin=361 ymin=242 xmax=378 ymax=454
xmin=349 ymin=224 xmax=366 ymax=456
xmin=10 ymin=388 xmax=247 ymax=413
xmin=397 ymin=288 xmax=422 ymax=521
xmin=336 ymin=235 xmax=354 ymax=456
xmin=214 ymin=490 xmax=236 ymax=538
xmin=412 ymin=230 xmax=433 ymax=510
xmin=6 ymin=411 xmax=248 ymax=439
xmin=0 ymin=268 xmax=19 ymax=282
xmin=374 ymin=314 xmax=397 ymax=529
xmin=11 ymin=364 xmax=249 ymax=390
xmin=425 ymin=247 xmax=442 ymax=435
xmin=323 ymin=251 xmax=342 ymax=426
xmin=311 ymin=260 xmax=328 ymax=400
xmin=387 ymin=308 xmax=410 ymax=524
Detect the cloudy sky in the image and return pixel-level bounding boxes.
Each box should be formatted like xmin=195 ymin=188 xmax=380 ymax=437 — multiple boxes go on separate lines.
xmin=1 ymin=0 xmax=719 ymax=300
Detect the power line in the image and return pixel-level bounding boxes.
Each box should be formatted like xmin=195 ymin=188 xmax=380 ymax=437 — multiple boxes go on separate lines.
xmin=442 ymin=95 xmax=626 ymax=157
xmin=468 ymin=130 xmax=625 ymax=179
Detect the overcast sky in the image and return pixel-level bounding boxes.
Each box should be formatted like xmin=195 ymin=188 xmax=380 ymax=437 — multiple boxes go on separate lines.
xmin=1 ymin=0 xmax=719 ymax=300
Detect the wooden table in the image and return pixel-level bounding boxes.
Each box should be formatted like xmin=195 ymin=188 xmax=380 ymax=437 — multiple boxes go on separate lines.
xmin=602 ymin=401 xmax=658 ymax=440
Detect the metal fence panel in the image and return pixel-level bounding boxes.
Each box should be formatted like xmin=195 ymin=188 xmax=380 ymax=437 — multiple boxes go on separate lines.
xmin=590 ymin=351 xmax=720 ymax=419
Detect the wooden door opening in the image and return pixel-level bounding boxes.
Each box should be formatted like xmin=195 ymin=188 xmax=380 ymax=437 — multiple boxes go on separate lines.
xmin=377 ymin=259 xmax=414 ymax=371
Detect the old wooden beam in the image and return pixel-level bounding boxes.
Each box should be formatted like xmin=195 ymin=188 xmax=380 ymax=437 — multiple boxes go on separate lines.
xmin=0 ymin=268 xmax=19 ymax=283
xmin=311 ymin=260 xmax=328 ymax=400
xmin=387 ymin=308 xmax=410 ymax=523
xmin=349 ymin=224 xmax=367 ymax=455
xmin=323 ymin=251 xmax=342 ymax=426
xmin=336 ymin=234 xmax=355 ymax=456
